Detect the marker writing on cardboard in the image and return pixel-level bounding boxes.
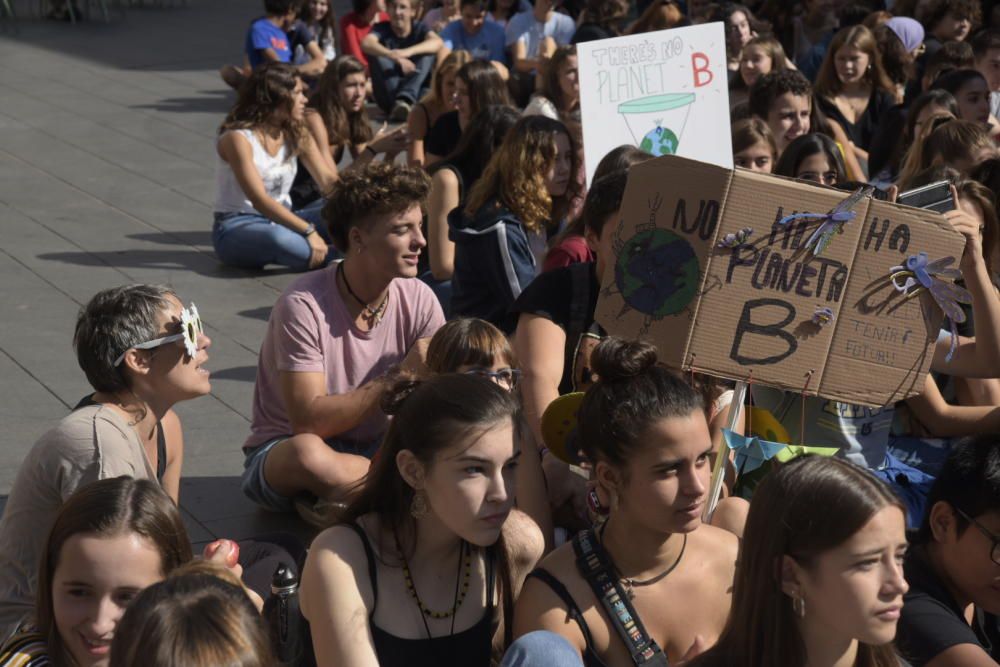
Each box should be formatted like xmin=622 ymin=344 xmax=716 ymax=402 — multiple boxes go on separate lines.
xmin=723 ymin=207 xmax=914 ymax=366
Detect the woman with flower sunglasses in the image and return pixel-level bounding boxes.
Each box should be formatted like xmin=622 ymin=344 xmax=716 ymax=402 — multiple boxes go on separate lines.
xmin=0 ymin=284 xmax=212 ymax=643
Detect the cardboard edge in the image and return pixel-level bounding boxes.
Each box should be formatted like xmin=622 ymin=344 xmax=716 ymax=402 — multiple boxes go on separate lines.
xmin=679 ymin=166 xmax=735 ymax=374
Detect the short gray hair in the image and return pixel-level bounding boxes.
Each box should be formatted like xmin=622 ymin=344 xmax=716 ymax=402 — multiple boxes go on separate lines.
xmin=74 ymin=285 xmax=177 ymax=393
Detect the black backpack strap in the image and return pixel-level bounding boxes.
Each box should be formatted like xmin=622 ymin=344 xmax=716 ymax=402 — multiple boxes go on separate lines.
xmin=572 ymin=530 xmax=669 ymax=667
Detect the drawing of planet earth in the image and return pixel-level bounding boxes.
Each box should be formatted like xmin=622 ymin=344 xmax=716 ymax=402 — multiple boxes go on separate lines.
xmin=618 ymin=93 xmax=695 ymax=157
xmin=615 ymin=228 xmax=700 ymax=318
xmin=639 ymin=126 xmax=680 ymax=157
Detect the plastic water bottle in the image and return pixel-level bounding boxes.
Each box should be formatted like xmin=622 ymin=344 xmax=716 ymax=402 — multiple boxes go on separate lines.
xmin=264 ymin=563 xmax=303 ymax=665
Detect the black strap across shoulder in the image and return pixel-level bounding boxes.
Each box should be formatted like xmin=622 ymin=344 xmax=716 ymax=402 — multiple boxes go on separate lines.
xmin=343 ymin=522 xmax=379 ymax=617
xmin=528 ymin=569 xmax=597 ymax=651
xmin=572 ymin=529 xmax=669 ymax=666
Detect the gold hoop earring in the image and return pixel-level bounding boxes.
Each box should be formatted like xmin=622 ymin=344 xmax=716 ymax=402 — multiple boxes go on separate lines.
xmin=410 ymin=491 xmax=428 ymax=519
xmin=792 ymin=594 xmax=806 ymax=618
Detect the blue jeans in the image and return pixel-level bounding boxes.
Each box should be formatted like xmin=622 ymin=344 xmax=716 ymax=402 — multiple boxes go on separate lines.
xmin=501 ymin=632 xmax=583 ymax=667
xmin=212 ymin=200 xmax=338 ymax=271
xmin=369 ymin=53 xmax=435 ymax=113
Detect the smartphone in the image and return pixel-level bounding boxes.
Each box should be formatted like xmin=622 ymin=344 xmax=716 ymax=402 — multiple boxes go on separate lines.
xmin=897 ymin=181 xmax=955 ymax=212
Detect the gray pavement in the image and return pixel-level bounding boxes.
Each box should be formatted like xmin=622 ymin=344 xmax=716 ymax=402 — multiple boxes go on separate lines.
xmin=0 ymin=0 xmax=351 ymax=547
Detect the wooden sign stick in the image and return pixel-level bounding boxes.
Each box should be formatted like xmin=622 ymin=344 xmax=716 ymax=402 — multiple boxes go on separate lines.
xmin=704 ymin=380 xmax=747 ymax=521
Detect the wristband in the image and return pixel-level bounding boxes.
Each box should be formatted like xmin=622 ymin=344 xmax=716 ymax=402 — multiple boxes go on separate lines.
xmin=364 ymin=145 xmax=377 ymax=157
xmin=303 ymin=223 xmax=317 ymax=237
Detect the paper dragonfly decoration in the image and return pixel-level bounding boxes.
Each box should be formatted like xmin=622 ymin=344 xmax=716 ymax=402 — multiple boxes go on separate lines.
xmin=777 ymin=185 xmax=874 ymax=257
xmin=889 ymin=253 xmax=972 ymax=362
xmin=723 ymin=429 xmax=838 ymax=475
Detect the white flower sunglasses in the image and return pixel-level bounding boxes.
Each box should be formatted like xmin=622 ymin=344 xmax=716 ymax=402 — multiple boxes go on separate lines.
xmin=114 ymin=303 xmax=204 ymax=367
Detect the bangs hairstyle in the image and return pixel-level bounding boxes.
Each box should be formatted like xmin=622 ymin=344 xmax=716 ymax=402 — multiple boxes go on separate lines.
xmin=110 ymin=568 xmax=274 ymax=667
xmin=923 ymin=0 xmax=981 ymax=34
xmin=37 ymin=478 xmax=193 ymax=666
xmin=577 ymin=337 xmax=703 ymax=474
xmin=465 ymin=115 xmax=581 ymax=234
xmin=774 ymin=133 xmax=847 ymax=184
xmin=340 ymin=374 xmax=521 ymax=648
xmin=323 ymin=162 xmax=431 ymax=251
xmin=312 ymin=56 xmax=374 ymax=148
xmin=692 ymin=456 xmax=904 ymax=667
xmin=814 ymin=24 xmax=896 ymax=98
xmin=74 ymin=284 xmax=178 ymax=393
xmin=457 ymin=60 xmax=512 ymax=118
xmin=731 ymin=117 xmax=777 ymax=157
xmin=426 ymin=318 xmax=516 ymax=374
xmin=221 ymin=62 xmax=307 ymax=157
xmin=422 ymin=49 xmax=472 ymax=107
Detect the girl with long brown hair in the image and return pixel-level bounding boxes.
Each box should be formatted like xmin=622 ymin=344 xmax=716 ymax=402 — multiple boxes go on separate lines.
xmin=0 ymin=477 xmax=193 ymax=667
xmin=212 ymin=62 xmax=339 ymax=271
xmin=304 ymin=55 xmax=408 ymax=181
xmin=300 ymin=374 xmax=544 ymax=666
xmin=689 ymin=456 xmax=909 ymax=667
xmin=814 ymin=25 xmax=897 ymax=164
xmin=449 ymin=115 xmax=580 ymax=332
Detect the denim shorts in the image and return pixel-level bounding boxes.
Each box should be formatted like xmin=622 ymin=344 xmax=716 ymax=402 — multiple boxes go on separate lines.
xmin=240 ymin=435 xmax=383 ymax=513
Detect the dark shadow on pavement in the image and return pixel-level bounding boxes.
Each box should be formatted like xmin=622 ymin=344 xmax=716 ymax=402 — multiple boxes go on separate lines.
xmin=131 ymin=90 xmax=232 ymax=114
xmin=37 ymin=249 xmax=298 ymax=280
xmin=211 ymin=365 xmax=257 ymax=382
xmin=128 ymin=231 xmax=213 ymax=246
xmin=239 ymin=306 xmax=272 ymax=321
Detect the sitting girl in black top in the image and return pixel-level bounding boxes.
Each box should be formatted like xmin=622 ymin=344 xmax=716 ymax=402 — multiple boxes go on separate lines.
xmin=301 ymin=374 xmax=544 ymax=667
xmin=814 ymin=25 xmax=897 ymax=166
xmin=513 ymin=337 xmax=738 ymax=666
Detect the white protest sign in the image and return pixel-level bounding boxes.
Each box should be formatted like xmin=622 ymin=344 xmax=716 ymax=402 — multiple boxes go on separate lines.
xmin=577 ymin=22 xmax=733 ymax=184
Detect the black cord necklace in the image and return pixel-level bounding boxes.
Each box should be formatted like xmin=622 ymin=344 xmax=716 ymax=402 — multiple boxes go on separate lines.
xmin=338 ymin=262 xmax=389 ymax=324
xmin=599 ymin=521 xmax=687 ymax=600
xmin=395 ymin=535 xmax=470 ymax=640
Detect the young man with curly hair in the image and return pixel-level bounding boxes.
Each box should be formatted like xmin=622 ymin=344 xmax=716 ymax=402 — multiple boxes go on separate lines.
xmin=240 ymin=163 xmax=445 ymax=517
xmin=748 ymin=69 xmax=814 ymax=155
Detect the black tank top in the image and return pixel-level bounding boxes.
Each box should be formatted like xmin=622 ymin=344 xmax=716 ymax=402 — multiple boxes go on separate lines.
xmin=344 ymin=522 xmax=497 ymax=667
xmin=74 ymin=395 xmax=167 ymax=482
xmin=527 ymin=568 xmax=609 ymax=667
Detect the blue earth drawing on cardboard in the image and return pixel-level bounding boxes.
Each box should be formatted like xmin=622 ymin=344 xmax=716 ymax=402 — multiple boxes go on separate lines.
xmin=614 ymin=228 xmax=700 ymax=317
xmin=639 ymin=125 xmax=680 ymax=157
xmin=619 ymin=93 xmax=696 ymax=157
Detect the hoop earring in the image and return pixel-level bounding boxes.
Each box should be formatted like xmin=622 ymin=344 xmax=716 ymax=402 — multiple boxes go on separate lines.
xmin=410 ymin=491 xmax=429 ymax=519
xmin=792 ymin=594 xmax=806 ymax=618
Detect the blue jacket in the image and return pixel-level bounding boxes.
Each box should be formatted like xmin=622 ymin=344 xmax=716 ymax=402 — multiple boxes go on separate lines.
xmin=449 ymin=199 xmax=538 ymax=333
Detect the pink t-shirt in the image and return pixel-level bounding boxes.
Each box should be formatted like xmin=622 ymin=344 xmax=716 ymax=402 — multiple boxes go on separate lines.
xmin=244 ymin=263 xmax=445 ymax=451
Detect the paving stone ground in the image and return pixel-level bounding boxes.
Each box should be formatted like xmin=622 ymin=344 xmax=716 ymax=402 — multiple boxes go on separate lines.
xmin=0 ymin=0 xmax=357 ymax=547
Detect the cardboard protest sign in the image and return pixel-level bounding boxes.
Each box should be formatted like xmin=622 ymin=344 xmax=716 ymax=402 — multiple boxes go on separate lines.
xmin=576 ymin=23 xmax=732 ymax=185
xmin=595 ymin=155 xmax=966 ymax=407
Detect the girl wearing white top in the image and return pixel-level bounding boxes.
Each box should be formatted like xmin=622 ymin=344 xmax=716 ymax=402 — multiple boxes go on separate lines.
xmin=213 ymin=63 xmax=340 ymax=271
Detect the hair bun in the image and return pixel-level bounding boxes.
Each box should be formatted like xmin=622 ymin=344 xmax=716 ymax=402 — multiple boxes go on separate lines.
xmin=590 ymin=337 xmax=659 ymax=383
xmin=380 ymin=377 xmax=422 ymax=416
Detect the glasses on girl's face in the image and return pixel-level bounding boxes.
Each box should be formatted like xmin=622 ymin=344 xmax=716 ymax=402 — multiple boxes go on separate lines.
xmin=114 ymin=303 xmax=204 ymax=367
xmin=954 ymin=507 xmax=1000 ymax=566
xmin=463 ymin=367 xmax=521 ymax=389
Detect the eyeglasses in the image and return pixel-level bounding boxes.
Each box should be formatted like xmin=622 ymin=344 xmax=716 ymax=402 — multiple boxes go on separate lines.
xmin=114 ymin=303 xmax=204 ymax=367
xmin=954 ymin=507 xmax=1000 ymax=566
xmin=463 ymin=367 xmax=521 ymax=389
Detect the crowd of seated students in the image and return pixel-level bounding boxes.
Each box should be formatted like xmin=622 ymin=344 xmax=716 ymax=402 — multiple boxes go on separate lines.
xmin=11 ymin=0 xmax=1000 ymax=665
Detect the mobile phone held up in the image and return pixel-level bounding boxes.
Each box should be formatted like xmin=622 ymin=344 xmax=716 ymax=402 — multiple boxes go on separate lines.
xmin=897 ymin=181 xmax=955 ymax=213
